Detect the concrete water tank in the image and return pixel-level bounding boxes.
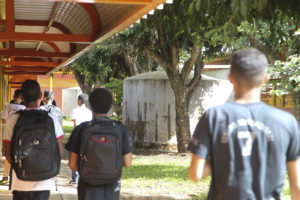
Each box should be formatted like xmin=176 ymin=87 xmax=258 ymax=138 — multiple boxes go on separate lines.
xmin=123 ymin=68 xmax=233 ymax=146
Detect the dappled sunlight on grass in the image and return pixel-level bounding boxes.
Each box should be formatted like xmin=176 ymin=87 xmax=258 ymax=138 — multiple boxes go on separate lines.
xmin=121 ymin=154 xmax=210 ymax=199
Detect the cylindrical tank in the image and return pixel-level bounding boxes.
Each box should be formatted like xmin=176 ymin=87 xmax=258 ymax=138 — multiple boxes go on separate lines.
xmin=123 ymin=68 xmax=233 ymax=146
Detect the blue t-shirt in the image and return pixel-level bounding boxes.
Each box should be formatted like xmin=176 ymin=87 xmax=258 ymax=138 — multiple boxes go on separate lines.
xmin=188 ymin=102 xmax=300 ymax=200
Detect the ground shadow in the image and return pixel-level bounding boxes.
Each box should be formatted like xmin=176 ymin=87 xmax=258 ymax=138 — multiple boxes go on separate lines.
xmin=122 ymin=164 xmax=189 ymax=181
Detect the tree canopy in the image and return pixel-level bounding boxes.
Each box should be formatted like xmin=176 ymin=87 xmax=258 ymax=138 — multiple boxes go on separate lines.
xmin=68 ymin=0 xmax=300 ymax=152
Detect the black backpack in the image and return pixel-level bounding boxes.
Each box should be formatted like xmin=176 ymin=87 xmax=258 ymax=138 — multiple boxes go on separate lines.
xmin=11 ymin=109 xmax=61 ymax=181
xmin=79 ymin=118 xmax=123 ymax=185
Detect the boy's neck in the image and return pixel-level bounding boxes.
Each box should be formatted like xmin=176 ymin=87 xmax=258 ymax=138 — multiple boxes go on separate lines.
xmin=25 ymin=101 xmax=39 ymax=108
xmin=234 ymin=87 xmax=261 ymax=104
xmin=93 ymin=113 xmax=107 ymax=117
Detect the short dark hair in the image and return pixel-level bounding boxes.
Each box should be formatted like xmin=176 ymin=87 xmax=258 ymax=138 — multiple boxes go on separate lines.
xmin=21 ymin=80 xmax=41 ymax=102
xmin=44 ymin=90 xmax=54 ymax=100
xmin=89 ymin=88 xmax=113 ymax=114
xmin=230 ymin=49 xmax=269 ymax=88
xmin=13 ymin=89 xmax=22 ymax=99
xmin=78 ymin=93 xmax=89 ymax=105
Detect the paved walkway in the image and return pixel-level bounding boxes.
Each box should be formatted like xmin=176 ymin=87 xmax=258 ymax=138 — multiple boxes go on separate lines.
xmin=0 ymin=158 xmax=77 ymax=200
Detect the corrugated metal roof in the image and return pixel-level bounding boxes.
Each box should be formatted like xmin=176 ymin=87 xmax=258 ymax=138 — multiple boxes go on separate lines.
xmin=0 ymin=0 xmax=167 ymax=78
xmin=94 ymin=3 xmax=136 ymax=30
xmin=15 ymin=0 xmax=54 ymax=21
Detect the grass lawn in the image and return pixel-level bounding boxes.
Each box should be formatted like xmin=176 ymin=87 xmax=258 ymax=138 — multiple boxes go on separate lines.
xmin=62 ymin=118 xmax=292 ymax=200
xmin=121 ymin=152 xmax=210 ymax=200
xmin=62 ymin=117 xmax=74 ymax=143
xmin=121 ymin=151 xmax=292 ymax=200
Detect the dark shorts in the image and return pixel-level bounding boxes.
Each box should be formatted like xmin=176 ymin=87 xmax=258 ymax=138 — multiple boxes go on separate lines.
xmin=13 ymin=190 xmax=50 ymax=200
xmin=78 ymin=179 xmax=121 ymax=200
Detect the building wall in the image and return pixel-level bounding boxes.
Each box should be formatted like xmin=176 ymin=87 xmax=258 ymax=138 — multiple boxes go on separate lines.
xmin=261 ymin=84 xmax=294 ymax=115
xmin=62 ymin=87 xmax=82 ymax=116
xmin=38 ymin=73 xmax=78 ymax=114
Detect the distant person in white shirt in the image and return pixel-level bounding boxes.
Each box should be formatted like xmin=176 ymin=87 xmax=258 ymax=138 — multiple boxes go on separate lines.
xmin=40 ymin=90 xmax=63 ymax=126
xmin=0 ymin=89 xmax=25 ymax=185
xmin=71 ymin=93 xmax=92 ymax=127
xmin=69 ymin=93 xmax=92 ymax=185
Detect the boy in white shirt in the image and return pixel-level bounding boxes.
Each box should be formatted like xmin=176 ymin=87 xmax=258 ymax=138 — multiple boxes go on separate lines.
xmin=4 ymin=80 xmax=64 ymax=200
xmin=69 ymin=93 xmax=92 ymax=185
xmin=0 ymin=89 xmax=25 ymax=185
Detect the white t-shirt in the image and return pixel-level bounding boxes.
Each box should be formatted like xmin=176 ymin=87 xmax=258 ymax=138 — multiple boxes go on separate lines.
xmin=3 ymin=108 xmax=64 ymax=191
xmin=71 ymin=105 xmax=92 ymax=126
xmin=1 ymin=104 xmax=25 ymax=120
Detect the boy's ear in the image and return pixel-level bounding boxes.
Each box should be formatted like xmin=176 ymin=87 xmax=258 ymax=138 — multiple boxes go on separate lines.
xmin=38 ymin=92 xmax=42 ymax=99
xmin=263 ymin=73 xmax=270 ymax=84
xmin=228 ymin=73 xmax=234 ymax=84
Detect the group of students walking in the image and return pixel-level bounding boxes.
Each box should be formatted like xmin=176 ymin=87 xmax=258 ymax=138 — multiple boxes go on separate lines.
xmin=0 ymin=49 xmax=300 ymax=200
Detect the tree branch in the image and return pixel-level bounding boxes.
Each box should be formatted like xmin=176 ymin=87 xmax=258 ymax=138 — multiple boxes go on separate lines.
xmin=181 ymin=41 xmax=201 ymax=82
xmin=170 ymin=40 xmax=179 ymax=68
xmin=249 ymin=36 xmax=277 ymax=64
xmin=187 ymin=52 xmax=204 ymax=102
xmin=144 ymin=46 xmax=169 ymax=70
xmin=156 ymin=20 xmax=169 ymax=60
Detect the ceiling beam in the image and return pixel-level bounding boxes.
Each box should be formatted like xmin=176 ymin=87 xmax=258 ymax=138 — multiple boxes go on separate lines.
xmin=11 ymin=20 xmax=76 ymax=53
xmin=2 ymin=67 xmax=54 ymax=72
xmin=4 ymin=71 xmax=46 ymax=75
xmin=8 ymin=81 xmax=23 ymax=85
xmin=0 ymin=61 xmax=58 ymax=67
xmin=0 ymin=49 xmax=70 ymax=58
xmin=51 ymin=0 xmax=153 ymax=5
xmin=80 ymin=3 xmax=102 ymax=37
xmin=0 ymin=32 xmax=92 ymax=43
xmin=6 ymin=0 xmax=15 ymax=33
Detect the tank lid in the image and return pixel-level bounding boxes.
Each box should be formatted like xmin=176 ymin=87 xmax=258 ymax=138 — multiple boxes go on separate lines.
xmin=126 ymin=68 xmax=220 ymax=81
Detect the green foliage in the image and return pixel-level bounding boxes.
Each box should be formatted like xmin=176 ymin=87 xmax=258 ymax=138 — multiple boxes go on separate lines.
xmin=270 ymin=55 xmax=300 ymax=94
xmin=235 ymin=11 xmax=299 ymax=60
xmin=70 ymin=45 xmax=125 ymax=86
xmin=105 ymin=78 xmax=124 ymax=121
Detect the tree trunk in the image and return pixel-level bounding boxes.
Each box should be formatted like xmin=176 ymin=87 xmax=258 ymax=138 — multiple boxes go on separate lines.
xmin=174 ymin=93 xmax=191 ymax=152
xmin=73 ymin=70 xmax=92 ymax=94
xmin=292 ymin=91 xmax=300 ymax=122
xmin=168 ymin=74 xmax=192 ymax=153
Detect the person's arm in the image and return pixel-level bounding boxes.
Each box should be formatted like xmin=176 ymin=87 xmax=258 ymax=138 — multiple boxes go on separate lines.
xmin=69 ymin=152 xmax=79 ymax=171
xmin=5 ymin=142 xmax=11 ymax=164
xmin=57 ymin=138 xmax=64 ymax=158
xmin=287 ymin=159 xmax=300 ymax=200
xmin=188 ymin=154 xmax=211 ymax=183
xmin=123 ymin=153 xmax=132 ymax=167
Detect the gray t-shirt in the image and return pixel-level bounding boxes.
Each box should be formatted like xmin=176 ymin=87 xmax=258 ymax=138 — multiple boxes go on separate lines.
xmin=188 ymin=102 xmax=300 ymax=200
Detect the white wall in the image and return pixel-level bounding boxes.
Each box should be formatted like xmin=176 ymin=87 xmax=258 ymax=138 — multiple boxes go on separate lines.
xmin=62 ymin=87 xmax=82 ymax=116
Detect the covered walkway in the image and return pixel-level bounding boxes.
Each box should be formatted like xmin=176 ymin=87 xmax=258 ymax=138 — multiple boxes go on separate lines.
xmin=0 ymin=0 xmax=168 ymax=198
xmin=0 ymin=0 xmax=167 ymax=107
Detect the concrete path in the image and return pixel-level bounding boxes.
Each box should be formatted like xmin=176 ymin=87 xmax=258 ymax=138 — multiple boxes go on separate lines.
xmin=0 ymin=159 xmax=77 ymax=200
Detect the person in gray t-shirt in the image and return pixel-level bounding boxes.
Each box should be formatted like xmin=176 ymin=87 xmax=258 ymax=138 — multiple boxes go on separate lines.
xmin=188 ymin=49 xmax=300 ymax=200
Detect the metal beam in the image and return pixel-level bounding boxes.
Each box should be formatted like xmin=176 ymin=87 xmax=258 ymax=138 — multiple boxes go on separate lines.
xmin=4 ymin=71 xmax=46 ymax=75
xmin=0 ymin=61 xmax=58 ymax=67
xmin=0 ymin=32 xmax=92 ymax=43
xmin=51 ymin=0 xmax=153 ymax=5
xmin=80 ymin=3 xmax=102 ymax=37
xmin=2 ymin=67 xmax=54 ymax=72
xmin=6 ymin=0 xmax=14 ymax=33
xmin=0 ymin=49 xmax=70 ymax=58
